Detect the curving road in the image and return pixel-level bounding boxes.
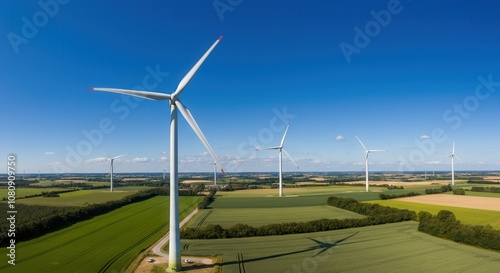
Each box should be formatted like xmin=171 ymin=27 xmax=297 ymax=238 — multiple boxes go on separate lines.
xmin=151 ymin=208 xmax=199 ymax=257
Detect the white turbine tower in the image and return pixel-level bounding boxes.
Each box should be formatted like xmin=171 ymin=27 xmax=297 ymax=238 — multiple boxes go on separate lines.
xmin=90 ymin=37 xmax=224 ymax=272
xmin=449 ymin=142 xmax=462 ymax=186
xmin=100 ymin=148 xmax=128 ymax=192
xmin=355 ymin=135 xmax=387 ymax=192
xmin=213 ymin=162 xmax=217 ymax=186
xmin=257 ymin=124 xmax=299 ymax=197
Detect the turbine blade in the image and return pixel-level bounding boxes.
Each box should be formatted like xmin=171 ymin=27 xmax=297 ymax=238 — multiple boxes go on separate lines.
xmin=280 ymin=124 xmax=290 ymax=147
xmin=112 ymin=153 xmax=128 ymax=160
xmin=257 ymin=146 xmax=281 ymax=151
xmin=282 ymin=148 xmax=299 ymax=169
xmin=368 ymin=149 xmax=388 ymax=153
xmin=354 ymin=135 xmax=368 ymax=151
xmin=452 ymin=142 xmax=455 ymax=154
xmin=455 ymin=154 xmax=464 ymax=163
xmin=172 ymin=36 xmax=223 ymax=97
xmin=90 ymin=88 xmax=171 ymax=101
xmin=176 ymin=100 xmax=224 ymax=173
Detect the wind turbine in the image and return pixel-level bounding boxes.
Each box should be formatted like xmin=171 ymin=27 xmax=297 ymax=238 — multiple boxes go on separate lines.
xmin=213 ymin=162 xmax=217 ymax=186
xmin=449 ymin=142 xmax=462 ymax=186
xmin=257 ymin=124 xmax=299 ymax=197
xmin=355 ymin=135 xmax=387 ymax=192
xmin=163 ymin=169 xmax=166 ymax=181
xmin=90 ymin=37 xmax=224 ymax=272
xmin=100 ymin=148 xmax=128 ymax=192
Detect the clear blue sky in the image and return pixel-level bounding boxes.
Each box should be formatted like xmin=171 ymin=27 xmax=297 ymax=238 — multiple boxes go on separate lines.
xmin=2 ymin=0 xmax=500 ymax=173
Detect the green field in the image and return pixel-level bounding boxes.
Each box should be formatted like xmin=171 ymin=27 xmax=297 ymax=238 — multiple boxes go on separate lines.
xmin=13 ymin=188 xmax=146 ymax=206
xmin=367 ymin=199 xmax=500 ymax=229
xmin=0 ymin=196 xmax=202 ymax=273
xmin=0 ymin=188 xmax=70 ymax=199
xmin=187 ymin=205 xmax=364 ymax=228
xmin=181 ymin=221 xmax=500 ymax=273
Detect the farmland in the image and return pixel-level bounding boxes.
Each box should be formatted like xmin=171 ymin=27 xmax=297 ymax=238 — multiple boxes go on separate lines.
xmin=13 ymin=188 xmax=150 ymax=206
xmin=3 ymin=174 xmax=499 ymax=272
xmin=181 ymin=221 xmax=500 ymax=273
xmin=368 ymin=197 xmax=500 ymax=229
xmin=187 ymin=205 xmax=364 ymax=228
xmin=0 ymin=196 xmax=202 ymax=273
xmin=175 ymin=183 xmax=500 ymax=272
xmin=0 ymin=187 xmax=70 ymax=199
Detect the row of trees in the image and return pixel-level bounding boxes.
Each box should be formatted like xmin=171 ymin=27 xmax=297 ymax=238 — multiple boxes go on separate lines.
xmin=470 ymin=186 xmax=500 ymax=193
xmin=425 ymin=185 xmax=452 ymax=194
xmin=0 ymin=187 xmax=169 ymax=246
xmin=326 ymin=197 xmax=417 ymax=219
xmin=467 ymin=180 xmax=500 ymax=185
xmin=198 ymin=189 xmax=217 ymax=209
xmin=379 ymin=191 xmax=420 ymax=200
xmin=181 ymin=197 xmax=416 ymax=239
xmin=452 ymin=188 xmax=465 ymax=195
xmin=418 ymin=210 xmax=500 ymax=251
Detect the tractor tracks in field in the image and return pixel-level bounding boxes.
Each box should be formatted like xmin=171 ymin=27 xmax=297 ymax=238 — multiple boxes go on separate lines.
xmin=236 ymin=252 xmax=246 ymax=273
xmin=98 ymin=221 xmax=169 ymax=273
xmin=195 ymin=209 xmax=213 ymax=229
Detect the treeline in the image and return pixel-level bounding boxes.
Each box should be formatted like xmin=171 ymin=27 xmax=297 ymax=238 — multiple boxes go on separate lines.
xmin=452 ymin=188 xmax=465 ymax=195
xmin=0 ymin=187 xmax=168 ymax=246
xmin=326 ymin=197 xmax=416 ymax=220
xmin=471 ymin=186 xmax=500 ymax=193
xmin=29 ymin=183 xmax=108 ymax=189
xmin=379 ymin=192 xmax=420 ymax=200
xmin=467 ymin=180 xmax=500 ymax=185
xmin=198 ymin=189 xmax=217 ymax=209
xmin=418 ymin=210 xmax=500 ymax=251
xmin=425 ymin=185 xmax=452 ymax=194
xmin=181 ymin=197 xmax=416 ymax=239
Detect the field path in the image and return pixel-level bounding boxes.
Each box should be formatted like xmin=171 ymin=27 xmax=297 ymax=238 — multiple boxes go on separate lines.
xmin=151 ymin=208 xmax=199 ymax=257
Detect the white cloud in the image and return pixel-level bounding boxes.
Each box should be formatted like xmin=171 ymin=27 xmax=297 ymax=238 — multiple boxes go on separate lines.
xmin=158 ymin=156 xmax=168 ymax=162
xmin=426 ymin=160 xmax=442 ymax=165
xmin=131 ymin=157 xmax=150 ymax=163
xmin=336 ymin=135 xmax=345 ymax=141
xmin=85 ymin=157 xmax=108 ymax=164
xmin=45 ymin=152 xmax=54 ymax=155
xmin=419 ymin=135 xmax=430 ymax=140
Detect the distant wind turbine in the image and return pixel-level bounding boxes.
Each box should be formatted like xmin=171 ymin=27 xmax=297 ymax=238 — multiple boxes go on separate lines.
xmin=163 ymin=169 xmax=166 ymax=181
xmin=449 ymin=142 xmax=462 ymax=186
xmin=213 ymin=162 xmax=217 ymax=186
xmin=100 ymin=148 xmax=128 ymax=192
xmin=90 ymin=36 xmax=224 ymax=272
xmin=355 ymin=135 xmax=387 ymax=192
xmin=257 ymin=124 xmax=299 ymax=197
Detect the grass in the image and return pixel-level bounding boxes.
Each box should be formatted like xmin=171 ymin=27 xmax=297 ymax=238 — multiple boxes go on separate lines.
xmin=0 ymin=196 xmax=202 ymax=273
xmin=367 ymin=199 xmax=500 ymax=229
xmin=14 ymin=188 xmax=143 ymax=206
xmin=0 ymin=187 xmax=70 ymax=199
xmin=187 ymin=205 xmax=364 ymax=228
xmin=180 ymin=221 xmax=500 ymax=273
xmin=463 ymin=191 xmax=500 ymax=198
xmin=217 ymin=185 xmax=371 ymax=197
